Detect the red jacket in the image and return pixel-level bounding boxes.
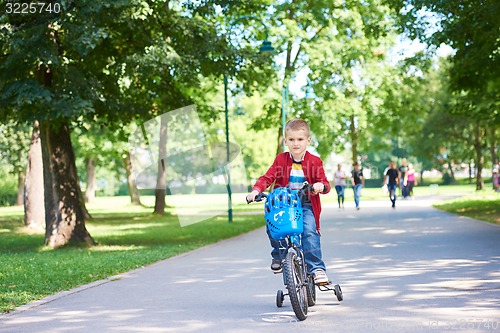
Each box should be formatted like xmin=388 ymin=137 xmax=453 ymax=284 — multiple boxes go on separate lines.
xmin=252 ymin=151 xmax=330 ymax=232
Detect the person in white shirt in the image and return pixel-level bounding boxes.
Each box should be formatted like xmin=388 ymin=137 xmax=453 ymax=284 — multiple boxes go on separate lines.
xmin=333 ymin=163 xmax=347 ymax=208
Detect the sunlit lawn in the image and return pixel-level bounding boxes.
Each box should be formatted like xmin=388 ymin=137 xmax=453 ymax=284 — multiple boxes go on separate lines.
xmin=434 ymin=192 xmax=500 ymax=225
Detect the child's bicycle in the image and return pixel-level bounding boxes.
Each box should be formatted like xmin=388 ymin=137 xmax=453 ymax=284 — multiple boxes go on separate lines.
xmin=247 ymin=182 xmax=343 ymax=321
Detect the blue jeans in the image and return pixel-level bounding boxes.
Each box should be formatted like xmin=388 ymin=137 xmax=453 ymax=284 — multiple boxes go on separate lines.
xmin=388 ymin=184 xmax=398 ymax=205
xmin=335 ymin=185 xmax=345 ymax=205
xmin=353 ymin=184 xmax=362 ymax=207
xmin=400 ymin=178 xmax=408 ymax=198
xmin=268 ymin=206 xmax=326 ymax=274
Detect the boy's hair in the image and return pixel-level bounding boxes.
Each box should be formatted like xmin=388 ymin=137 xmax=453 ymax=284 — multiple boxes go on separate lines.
xmin=285 ymin=118 xmax=310 ymax=136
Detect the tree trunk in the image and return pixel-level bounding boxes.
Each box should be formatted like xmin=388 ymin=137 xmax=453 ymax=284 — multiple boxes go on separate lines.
xmin=447 ymin=160 xmax=456 ymax=184
xmin=350 ymin=114 xmax=358 ymax=164
xmin=468 ymin=161 xmax=473 ymax=184
xmin=276 ymin=126 xmax=284 ymax=156
xmin=40 ymin=120 xmax=95 ymax=247
xmin=79 ymin=184 xmax=92 ymax=219
xmin=124 ymin=151 xmax=141 ymax=205
xmin=84 ymin=157 xmax=96 ymax=203
xmin=473 ymin=123 xmax=485 ymax=191
xmin=153 ymin=116 xmax=168 ymax=215
xmin=488 ymin=127 xmax=498 ymax=189
xmin=24 ymin=120 xmax=45 ymax=230
xmin=16 ymin=170 xmax=25 ymax=206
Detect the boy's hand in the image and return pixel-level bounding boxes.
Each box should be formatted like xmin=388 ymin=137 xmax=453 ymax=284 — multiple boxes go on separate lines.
xmin=246 ymin=190 xmax=260 ymax=203
xmin=312 ymin=182 xmax=325 ymax=194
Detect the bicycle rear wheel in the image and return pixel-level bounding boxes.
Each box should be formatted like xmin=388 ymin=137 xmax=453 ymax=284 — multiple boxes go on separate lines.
xmin=306 ymin=274 xmax=316 ymax=306
xmin=284 ymin=250 xmax=308 ymax=321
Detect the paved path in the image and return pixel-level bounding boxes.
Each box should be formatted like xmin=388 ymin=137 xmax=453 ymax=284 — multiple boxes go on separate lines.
xmin=2 ymin=196 xmax=500 ymax=332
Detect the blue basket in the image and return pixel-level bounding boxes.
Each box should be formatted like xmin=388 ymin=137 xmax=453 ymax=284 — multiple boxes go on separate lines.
xmin=264 ymin=187 xmax=303 ymax=240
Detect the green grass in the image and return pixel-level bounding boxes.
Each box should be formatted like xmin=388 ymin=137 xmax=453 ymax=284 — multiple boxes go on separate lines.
xmin=433 ymin=192 xmax=500 ymax=225
xmin=0 ymin=198 xmax=265 ymax=313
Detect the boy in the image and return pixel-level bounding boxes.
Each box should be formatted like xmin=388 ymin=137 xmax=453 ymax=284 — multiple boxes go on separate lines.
xmin=246 ymin=118 xmax=331 ymax=285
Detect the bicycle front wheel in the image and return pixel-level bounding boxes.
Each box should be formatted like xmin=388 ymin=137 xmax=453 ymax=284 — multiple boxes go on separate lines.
xmin=284 ymin=250 xmax=308 ymax=321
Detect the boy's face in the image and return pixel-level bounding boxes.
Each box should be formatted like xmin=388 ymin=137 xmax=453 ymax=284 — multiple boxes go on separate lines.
xmin=284 ymin=128 xmax=311 ymax=159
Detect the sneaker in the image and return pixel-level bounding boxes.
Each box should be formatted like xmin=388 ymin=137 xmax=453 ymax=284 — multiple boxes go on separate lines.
xmin=356 ymin=207 xmax=360 ymax=211
xmin=271 ymin=258 xmax=282 ymax=273
xmin=313 ymin=270 xmax=329 ymax=285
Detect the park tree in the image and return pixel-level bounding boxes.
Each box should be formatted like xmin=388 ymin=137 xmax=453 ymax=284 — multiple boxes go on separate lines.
xmin=25 ymin=121 xmax=45 ymax=229
xmin=0 ymin=1 xmax=159 ymax=246
xmin=385 ymin=0 xmax=499 ymax=93
xmin=395 ymin=56 xmax=495 ymax=188
xmin=0 ymin=120 xmax=45 ymax=228
xmin=0 ymin=1 xmax=164 ymax=245
xmin=126 ymin=3 xmax=275 ymax=214
xmin=1 ymin=0 xmax=276 ymax=242
xmin=250 ymin=0 xmax=406 ymax=163
xmin=385 ymin=0 xmax=500 ymax=189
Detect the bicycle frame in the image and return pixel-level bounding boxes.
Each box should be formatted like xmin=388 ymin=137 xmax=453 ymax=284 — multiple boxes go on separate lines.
xmin=276 ymin=235 xmax=307 ymax=286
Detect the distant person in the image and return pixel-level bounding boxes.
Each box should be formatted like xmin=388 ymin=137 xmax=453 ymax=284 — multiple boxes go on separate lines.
xmin=334 ymin=163 xmax=347 ymax=208
xmin=384 ymin=161 xmax=400 ymax=209
xmin=350 ymin=162 xmax=364 ymax=210
xmin=399 ymin=158 xmax=409 ymax=199
xmin=407 ymin=163 xmax=418 ymax=198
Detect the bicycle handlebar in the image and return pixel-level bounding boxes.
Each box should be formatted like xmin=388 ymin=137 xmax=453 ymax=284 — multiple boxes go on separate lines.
xmin=246 ymin=182 xmax=314 ymax=204
xmin=299 ymin=181 xmax=314 ymax=194
xmin=246 ymin=192 xmax=267 ymax=204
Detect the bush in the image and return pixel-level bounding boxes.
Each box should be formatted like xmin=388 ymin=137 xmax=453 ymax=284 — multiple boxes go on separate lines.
xmin=0 ymin=173 xmax=17 ymax=206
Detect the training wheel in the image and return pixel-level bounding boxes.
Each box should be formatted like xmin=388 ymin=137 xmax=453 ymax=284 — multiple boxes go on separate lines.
xmin=276 ymin=290 xmax=284 ymax=307
xmin=334 ymin=284 xmax=343 ymax=301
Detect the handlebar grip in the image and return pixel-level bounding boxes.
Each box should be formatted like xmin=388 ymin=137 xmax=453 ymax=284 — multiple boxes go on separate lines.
xmin=246 ymin=192 xmax=267 ymax=204
xmin=300 ymin=181 xmax=313 ymax=193
xmin=255 ymin=193 xmax=267 ymax=202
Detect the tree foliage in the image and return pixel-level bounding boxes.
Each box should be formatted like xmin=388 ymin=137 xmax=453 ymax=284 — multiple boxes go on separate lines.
xmin=385 ymin=0 xmax=499 ymax=93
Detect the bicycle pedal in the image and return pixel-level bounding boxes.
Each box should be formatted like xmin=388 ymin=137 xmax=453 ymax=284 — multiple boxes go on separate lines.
xmin=316 ymin=280 xmax=332 ymax=286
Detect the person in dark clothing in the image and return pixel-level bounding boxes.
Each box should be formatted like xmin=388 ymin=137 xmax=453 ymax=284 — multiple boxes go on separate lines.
xmin=350 ymin=162 xmax=364 ymax=210
xmin=384 ymin=161 xmax=400 ymax=208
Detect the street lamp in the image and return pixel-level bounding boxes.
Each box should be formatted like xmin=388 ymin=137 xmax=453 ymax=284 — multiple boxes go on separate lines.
xmin=281 ymin=77 xmax=316 ymax=152
xmin=224 ymin=16 xmax=274 ymax=222
xmin=281 ymin=83 xmax=289 ymax=152
xmin=305 ymin=78 xmax=317 ymax=102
